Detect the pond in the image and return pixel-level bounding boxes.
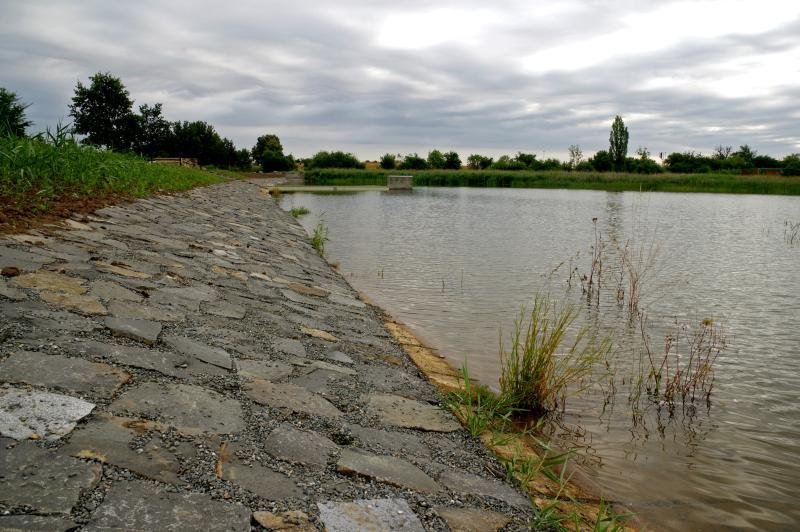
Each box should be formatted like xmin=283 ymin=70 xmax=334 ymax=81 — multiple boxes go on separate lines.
xmin=280 ymin=187 xmax=800 ymax=530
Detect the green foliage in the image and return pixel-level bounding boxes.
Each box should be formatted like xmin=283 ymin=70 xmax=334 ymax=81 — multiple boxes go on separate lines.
xmin=260 ymin=150 xmax=294 ymax=172
xmin=69 ymin=72 xmax=137 ymax=151
xmin=290 ymin=206 xmax=309 ymax=217
xmin=134 ymin=103 xmax=171 ymax=158
xmin=443 ymin=150 xmax=462 ymax=169
xmin=491 ymin=155 xmax=527 ymax=170
xmin=0 ymin=88 xmax=32 ymax=137
xmin=398 ymin=153 xmax=428 ymax=170
xmin=783 ymin=154 xmax=800 ymax=176
xmin=306 ymin=150 xmax=364 ymax=169
xmin=499 ymin=294 xmax=611 ymax=415
xmin=251 ymin=134 xmax=283 ymax=162
xmin=446 ymin=363 xmax=517 ymax=437
xmin=0 ymin=124 xmax=223 ymax=214
xmin=379 ymin=153 xmax=396 ymax=169
xmin=733 ymin=144 xmax=756 ymax=166
xmin=311 ymin=220 xmax=328 ymax=254
xmin=608 ymin=115 xmax=629 ymax=171
xmin=515 ymin=152 xmax=537 ymax=168
xmin=589 ymin=150 xmax=612 ymax=172
xmin=170 ymin=120 xmax=228 ymax=166
xmin=568 ymin=145 xmax=583 ymax=169
xmin=303 ymin=168 xmax=800 ymax=194
xmin=467 ymin=154 xmax=493 ymax=169
xmin=427 ymin=149 xmax=445 ymax=169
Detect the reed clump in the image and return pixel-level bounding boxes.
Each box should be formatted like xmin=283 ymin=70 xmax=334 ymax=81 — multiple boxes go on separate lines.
xmin=499 ymin=294 xmax=612 ymax=416
xmin=290 ymin=206 xmax=309 ymax=217
xmin=311 ymin=220 xmax=328 ymax=255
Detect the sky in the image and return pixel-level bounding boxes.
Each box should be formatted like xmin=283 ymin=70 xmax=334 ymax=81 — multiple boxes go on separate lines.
xmin=1 ymin=0 xmax=799 ymax=160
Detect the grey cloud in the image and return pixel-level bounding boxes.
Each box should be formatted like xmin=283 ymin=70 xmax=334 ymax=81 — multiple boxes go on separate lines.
xmin=1 ymin=1 xmax=798 ymax=160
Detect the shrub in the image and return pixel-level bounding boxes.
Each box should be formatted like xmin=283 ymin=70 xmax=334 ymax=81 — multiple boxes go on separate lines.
xmin=399 ymin=153 xmax=428 ymax=170
xmin=306 ymin=150 xmax=364 ymax=169
xmin=467 ymin=154 xmax=493 ymax=169
xmin=443 ymin=150 xmax=462 ymax=169
xmin=379 ymin=153 xmax=396 ymax=169
xmin=427 ymin=149 xmax=445 ymax=169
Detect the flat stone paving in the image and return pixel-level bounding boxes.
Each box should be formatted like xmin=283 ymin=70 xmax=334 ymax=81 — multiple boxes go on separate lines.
xmin=0 ymin=180 xmax=534 ymax=530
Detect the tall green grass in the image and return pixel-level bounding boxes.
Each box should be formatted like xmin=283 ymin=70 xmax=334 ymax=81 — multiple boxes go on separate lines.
xmin=304 ymin=168 xmax=800 ymax=195
xmin=1 ymin=127 xmax=224 ymax=214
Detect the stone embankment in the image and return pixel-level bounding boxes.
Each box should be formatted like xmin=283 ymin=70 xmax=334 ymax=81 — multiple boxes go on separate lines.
xmin=0 ymin=180 xmax=533 ymax=530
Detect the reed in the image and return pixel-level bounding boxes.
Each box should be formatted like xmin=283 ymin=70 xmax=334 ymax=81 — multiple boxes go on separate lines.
xmin=311 ymin=220 xmax=328 ymax=255
xmin=290 ymin=206 xmax=309 ymax=217
xmin=499 ymin=294 xmax=612 ymax=415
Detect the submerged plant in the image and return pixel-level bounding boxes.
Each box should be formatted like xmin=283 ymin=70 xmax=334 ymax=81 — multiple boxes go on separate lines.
xmin=290 ymin=206 xmax=309 ymax=217
xmin=311 ymin=220 xmax=328 ymax=255
xmin=499 ymin=294 xmax=612 ymax=415
xmin=784 ymin=220 xmax=800 ymax=245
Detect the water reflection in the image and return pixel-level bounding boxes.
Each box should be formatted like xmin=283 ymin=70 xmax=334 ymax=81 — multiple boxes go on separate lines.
xmin=281 ymin=187 xmax=800 ymax=530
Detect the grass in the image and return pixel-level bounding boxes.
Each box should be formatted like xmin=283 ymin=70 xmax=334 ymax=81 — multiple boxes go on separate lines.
xmin=304 ymin=168 xmax=800 ymax=195
xmin=0 ymin=127 xmax=224 ymax=217
xmin=500 ymin=295 xmax=613 ymax=416
xmin=311 ymin=220 xmax=328 ymax=254
xmin=290 ymin=206 xmax=310 ymax=217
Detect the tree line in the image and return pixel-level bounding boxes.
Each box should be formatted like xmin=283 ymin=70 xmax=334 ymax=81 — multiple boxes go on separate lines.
xmin=2 ymin=82 xmax=798 ymax=176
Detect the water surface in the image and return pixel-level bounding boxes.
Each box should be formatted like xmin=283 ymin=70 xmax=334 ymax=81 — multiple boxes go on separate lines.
xmin=281 ymin=187 xmax=800 ymax=530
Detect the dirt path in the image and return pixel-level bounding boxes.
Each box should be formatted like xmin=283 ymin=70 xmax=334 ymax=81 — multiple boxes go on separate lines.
xmin=0 ymin=179 xmax=533 ymax=530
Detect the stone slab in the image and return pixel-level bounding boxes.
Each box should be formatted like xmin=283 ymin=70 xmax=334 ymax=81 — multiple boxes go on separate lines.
xmin=89 ymin=279 xmax=143 ymax=301
xmin=252 ymin=510 xmax=314 ymax=531
xmin=317 ymin=499 xmax=424 ymax=532
xmin=273 ymin=337 xmax=306 ymax=357
xmin=39 ymin=291 xmax=107 ymax=315
xmin=217 ymin=442 xmax=303 ymax=501
xmin=107 ymin=299 xmax=185 ymax=322
xmin=11 ymin=270 xmax=86 ymax=295
xmin=336 ymin=449 xmax=440 ymax=492
xmin=327 ymin=350 xmax=354 ymax=364
xmin=263 ymin=423 xmax=339 ymax=466
xmin=346 ymin=424 xmax=431 ymax=458
xmin=234 ymin=359 xmax=293 ymax=381
xmin=286 ymin=282 xmax=330 ymax=297
xmin=434 ymin=507 xmax=511 ymax=531
xmin=364 ymin=394 xmax=461 ymax=432
xmin=83 ymin=479 xmax=250 ymax=531
xmin=0 ymin=387 xmax=95 ymax=440
xmin=0 ymin=515 xmax=77 ymax=531
xmin=105 ymin=317 xmax=162 ymax=345
xmin=204 ymin=301 xmax=246 ymax=319
xmin=439 ymin=469 xmax=530 ymax=508
xmin=291 ymin=369 xmax=348 ymax=396
xmin=110 ymin=382 xmax=244 ymax=435
xmin=0 ymin=351 xmax=130 ymax=399
xmin=245 ymin=379 xmax=342 ymax=419
xmin=61 ymin=413 xmax=184 ymax=485
xmin=300 ymin=326 xmax=338 ymax=342
xmin=0 ymin=441 xmax=102 ymax=513
xmin=0 ymin=278 xmax=27 ymax=301
xmin=0 ymin=246 xmax=52 ymax=272
xmin=163 ymin=335 xmax=232 ymax=369
xmin=72 ymin=340 xmax=188 ymax=378
xmin=328 ymin=293 xmax=367 ymax=309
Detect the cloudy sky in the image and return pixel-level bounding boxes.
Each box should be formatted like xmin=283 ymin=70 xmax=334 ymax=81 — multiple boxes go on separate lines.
xmin=2 ymin=0 xmax=799 ymax=159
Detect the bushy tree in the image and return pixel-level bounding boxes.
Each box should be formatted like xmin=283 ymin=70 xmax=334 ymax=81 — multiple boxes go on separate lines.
xmin=398 ymin=153 xmax=427 ymax=170
xmin=491 ymin=155 xmax=526 ymax=170
xmin=752 ymin=154 xmax=781 ymax=168
xmin=589 ymin=150 xmax=612 ymax=172
xmin=134 ymin=103 xmax=171 ymax=158
xmin=306 ymin=150 xmax=364 ymax=169
xmin=0 ymin=88 xmax=32 ymax=137
xmin=427 ymin=149 xmax=445 ymax=169
xmin=467 ymin=154 xmax=493 ymax=169
xmin=379 ymin=153 xmax=396 ymax=169
xmin=608 ymin=115 xmax=629 ymax=171
xmin=514 ymin=152 xmax=537 ymax=169
xmin=69 ymin=72 xmax=137 ymax=150
xmin=733 ymin=144 xmax=756 ymax=166
xmin=251 ymin=134 xmax=283 ymax=162
xmin=443 ymin=151 xmax=461 ymax=169
xmin=783 ymin=154 xmax=800 ymax=176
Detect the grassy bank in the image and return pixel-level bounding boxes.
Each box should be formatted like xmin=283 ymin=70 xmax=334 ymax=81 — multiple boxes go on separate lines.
xmin=0 ymin=132 xmax=226 ymax=220
xmin=305 ymin=168 xmax=800 ymax=195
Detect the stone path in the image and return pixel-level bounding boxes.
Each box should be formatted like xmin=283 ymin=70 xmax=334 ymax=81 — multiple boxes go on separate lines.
xmin=0 ymin=180 xmax=533 ymax=530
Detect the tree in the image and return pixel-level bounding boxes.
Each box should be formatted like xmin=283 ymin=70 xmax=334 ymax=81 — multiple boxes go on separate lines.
xmin=467 ymin=154 xmax=493 ymax=169
xmin=306 ymin=151 xmax=364 ymax=169
xmin=0 ymin=88 xmax=32 ymax=137
xmin=608 ymin=115 xmax=629 ymax=171
xmin=379 ymin=153 xmax=396 ymax=169
xmin=251 ymin=134 xmax=283 ymax=162
xmin=427 ymin=149 xmax=445 ymax=169
xmin=134 ymin=103 xmax=171 ymax=158
xmin=783 ymin=154 xmax=800 ymax=176
xmin=515 ymin=152 xmax=537 ymax=169
xmin=443 ymin=151 xmax=461 ymax=169
xmin=733 ymin=144 xmax=756 ymax=166
xmin=398 ymin=153 xmax=427 ymax=170
xmin=589 ymin=150 xmax=612 ymax=172
xmin=712 ymin=145 xmax=732 ymax=159
xmin=69 ymin=72 xmax=136 ymax=150
xmin=568 ymin=144 xmax=583 ymax=169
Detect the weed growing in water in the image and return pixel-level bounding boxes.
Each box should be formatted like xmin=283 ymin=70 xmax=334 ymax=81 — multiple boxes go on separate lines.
xmin=499 ymin=294 xmax=612 ymax=415
xmin=311 ymin=220 xmax=328 ymax=255
xmin=784 ymin=220 xmax=800 ymax=245
xmin=290 ymin=206 xmax=309 ymax=217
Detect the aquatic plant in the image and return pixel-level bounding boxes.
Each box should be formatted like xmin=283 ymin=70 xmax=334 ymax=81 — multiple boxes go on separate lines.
xmin=311 ymin=220 xmax=328 ymax=255
xmin=290 ymin=206 xmax=309 ymax=217
xmin=639 ymin=315 xmax=725 ymax=409
xmin=784 ymin=220 xmax=800 ymax=245
xmin=499 ymin=294 xmax=612 ymax=415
